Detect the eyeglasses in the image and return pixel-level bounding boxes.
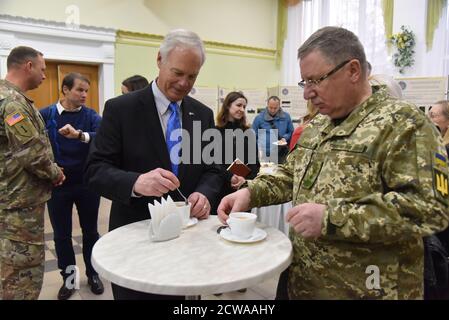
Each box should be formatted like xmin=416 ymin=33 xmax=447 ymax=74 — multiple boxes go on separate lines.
xmin=298 ymin=60 xmax=351 ymax=89
xmin=429 ymin=111 xmax=443 ymax=119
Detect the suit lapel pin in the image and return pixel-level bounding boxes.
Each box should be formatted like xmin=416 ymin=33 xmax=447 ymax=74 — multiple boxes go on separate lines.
xmin=188 ymin=112 xmax=195 ymax=116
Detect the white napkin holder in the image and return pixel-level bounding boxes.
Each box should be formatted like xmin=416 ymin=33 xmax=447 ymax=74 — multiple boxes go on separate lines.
xmin=148 ymin=196 xmax=183 ymax=242
xmin=149 ymin=213 xmax=182 ymax=242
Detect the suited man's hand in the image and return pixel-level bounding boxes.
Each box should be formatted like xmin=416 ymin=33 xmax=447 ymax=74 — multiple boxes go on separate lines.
xmin=133 ymin=168 xmax=180 ymax=197
xmin=188 ymin=192 xmax=210 ymax=220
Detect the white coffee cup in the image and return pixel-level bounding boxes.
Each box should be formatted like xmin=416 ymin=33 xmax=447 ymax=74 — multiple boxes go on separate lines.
xmin=226 ymin=212 xmax=257 ymax=239
xmin=174 ymin=202 xmax=191 ymax=227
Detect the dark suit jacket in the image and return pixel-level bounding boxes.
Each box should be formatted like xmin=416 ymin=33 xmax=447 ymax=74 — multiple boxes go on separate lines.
xmin=85 ymin=83 xmax=223 ymax=230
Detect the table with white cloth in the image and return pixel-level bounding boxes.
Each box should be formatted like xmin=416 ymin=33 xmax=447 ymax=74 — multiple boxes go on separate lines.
xmin=91 ymin=216 xmax=292 ymax=299
xmin=251 ymin=163 xmax=292 ymax=236
xmin=252 ymin=202 xmax=292 ymax=236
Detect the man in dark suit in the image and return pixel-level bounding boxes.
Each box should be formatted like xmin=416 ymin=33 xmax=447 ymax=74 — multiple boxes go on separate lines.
xmin=84 ymin=29 xmax=223 ymax=300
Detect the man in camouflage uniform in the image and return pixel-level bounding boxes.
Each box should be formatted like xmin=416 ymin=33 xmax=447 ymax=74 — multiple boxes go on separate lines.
xmin=218 ymin=27 xmax=449 ymax=299
xmin=0 ymin=46 xmax=65 ymax=300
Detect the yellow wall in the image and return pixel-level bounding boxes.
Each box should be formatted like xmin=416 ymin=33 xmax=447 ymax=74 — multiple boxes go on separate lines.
xmin=0 ymin=0 xmax=277 ymax=48
xmin=1 ymin=0 xmax=281 ymax=94
xmin=116 ymin=31 xmax=280 ymax=94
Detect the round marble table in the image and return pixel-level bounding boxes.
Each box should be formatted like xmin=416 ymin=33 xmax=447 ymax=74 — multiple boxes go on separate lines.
xmin=91 ymin=216 xmax=292 ymax=297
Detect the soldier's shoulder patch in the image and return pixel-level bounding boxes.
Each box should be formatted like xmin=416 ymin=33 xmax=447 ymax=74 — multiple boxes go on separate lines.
xmin=5 ymin=112 xmax=26 ymax=126
xmin=434 ymin=152 xmax=447 ymax=168
xmin=433 ymin=167 xmax=448 ymax=204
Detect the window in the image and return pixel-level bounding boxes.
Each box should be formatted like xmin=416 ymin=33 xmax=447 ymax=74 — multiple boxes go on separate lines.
xmin=282 ymin=0 xmax=392 ymax=85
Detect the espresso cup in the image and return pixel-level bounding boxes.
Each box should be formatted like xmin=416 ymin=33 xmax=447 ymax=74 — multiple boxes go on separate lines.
xmin=174 ymin=202 xmax=191 ymax=227
xmin=226 ymin=212 xmax=257 ymax=239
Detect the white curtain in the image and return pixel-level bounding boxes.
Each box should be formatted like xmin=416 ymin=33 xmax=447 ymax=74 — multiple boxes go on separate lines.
xmin=280 ymin=2 xmax=303 ymax=86
xmin=281 ymin=0 xmax=392 ymax=85
xmin=424 ymin=2 xmax=448 ymax=77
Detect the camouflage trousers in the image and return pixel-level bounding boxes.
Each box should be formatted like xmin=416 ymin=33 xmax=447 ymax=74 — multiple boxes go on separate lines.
xmin=0 ymin=204 xmax=45 ymax=300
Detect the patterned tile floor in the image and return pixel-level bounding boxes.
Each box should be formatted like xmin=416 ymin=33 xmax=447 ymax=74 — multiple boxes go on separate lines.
xmin=38 ymin=198 xmax=279 ymax=300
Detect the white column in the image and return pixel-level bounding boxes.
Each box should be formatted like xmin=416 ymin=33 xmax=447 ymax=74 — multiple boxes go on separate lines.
xmin=99 ymin=63 xmax=114 ymax=115
xmin=0 ymin=33 xmax=14 ymax=78
xmin=0 ymin=56 xmax=7 ymax=78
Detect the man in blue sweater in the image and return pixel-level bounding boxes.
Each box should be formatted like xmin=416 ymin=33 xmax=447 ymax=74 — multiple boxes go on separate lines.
xmin=40 ymin=72 xmax=103 ymax=300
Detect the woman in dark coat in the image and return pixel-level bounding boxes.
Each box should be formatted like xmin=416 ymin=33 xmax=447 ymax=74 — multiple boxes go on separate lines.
xmin=211 ymin=91 xmax=260 ymax=215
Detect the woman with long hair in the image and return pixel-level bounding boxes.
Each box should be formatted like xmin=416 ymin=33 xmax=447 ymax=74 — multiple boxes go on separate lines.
xmin=213 ymin=92 xmax=260 ymax=211
xmin=121 ymin=75 xmax=149 ymax=94
xmin=289 ymin=100 xmax=318 ymax=151
xmin=213 ymin=91 xmax=260 ymax=295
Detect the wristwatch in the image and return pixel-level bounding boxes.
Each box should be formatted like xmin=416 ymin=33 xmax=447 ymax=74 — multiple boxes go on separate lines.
xmin=77 ymin=129 xmax=84 ymax=141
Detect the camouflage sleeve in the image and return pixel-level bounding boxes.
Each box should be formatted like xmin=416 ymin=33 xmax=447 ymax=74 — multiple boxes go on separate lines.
xmin=322 ymin=117 xmax=449 ymax=244
xmin=4 ymin=100 xmax=61 ymax=182
xmin=247 ymin=152 xmax=295 ymax=208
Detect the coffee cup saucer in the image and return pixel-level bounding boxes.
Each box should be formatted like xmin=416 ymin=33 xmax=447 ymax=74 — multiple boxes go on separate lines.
xmin=219 ymin=227 xmax=267 ymax=243
xmin=184 ymin=217 xmax=198 ymax=228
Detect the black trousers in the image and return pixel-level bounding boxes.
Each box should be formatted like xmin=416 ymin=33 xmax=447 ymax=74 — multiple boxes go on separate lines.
xmin=47 ymin=183 xmax=100 ymax=279
xmin=111 ymin=283 xmax=185 ymax=300
xmin=275 ymin=267 xmax=290 ymax=300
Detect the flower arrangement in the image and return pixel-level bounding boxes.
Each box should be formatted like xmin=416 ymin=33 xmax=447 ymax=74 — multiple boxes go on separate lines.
xmin=389 ymin=26 xmax=416 ymax=74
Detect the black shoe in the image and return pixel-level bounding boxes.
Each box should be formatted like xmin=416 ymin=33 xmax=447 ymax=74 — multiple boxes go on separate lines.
xmin=57 ymin=283 xmax=76 ymax=300
xmin=237 ymin=288 xmax=247 ymax=293
xmin=88 ymin=275 xmax=104 ymax=295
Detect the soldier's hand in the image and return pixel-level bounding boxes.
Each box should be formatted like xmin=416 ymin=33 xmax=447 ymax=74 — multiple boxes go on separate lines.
xmin=286 ymin=203 xmax=326 ymax=239
xmin=133 ymin=168 xmax=179 ymax=197
xmin=53 ymin=169 xmax=66 ymax=186
xmin=58 ymin=124 xmax=79 ymax=139
xmin=217 ymin=188 xmax=252 ymax=224
xmin=188 ymin=192 xmax=210 ymax=220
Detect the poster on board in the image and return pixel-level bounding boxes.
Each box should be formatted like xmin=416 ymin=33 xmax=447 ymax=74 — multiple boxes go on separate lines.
xmin=234 ymin=88 xmax=267 ymax=125
xmin=395 ymin=76 xmax=449 ymax=114
xmin=189 ymin=86 xmax=219 ymax=116
xmin=268 ymin=86 xmax=307 ymax=125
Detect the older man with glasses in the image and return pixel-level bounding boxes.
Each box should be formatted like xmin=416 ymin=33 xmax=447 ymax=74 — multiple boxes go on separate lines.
xmin=218 ymin=26 xmax=449 ymax=299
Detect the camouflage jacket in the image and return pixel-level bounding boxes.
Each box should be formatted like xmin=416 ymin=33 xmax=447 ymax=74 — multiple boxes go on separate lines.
xmin=0 ymin=80 xmax=61 ymax=210
xmin=248 ymin=87 xmax=449 ymax=299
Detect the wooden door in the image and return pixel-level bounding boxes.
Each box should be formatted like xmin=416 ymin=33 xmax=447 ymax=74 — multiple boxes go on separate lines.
xmin=27 ymin=61 xmax=99 ymax=113
xmin=27 ymin=61 xmax=59 ymax=109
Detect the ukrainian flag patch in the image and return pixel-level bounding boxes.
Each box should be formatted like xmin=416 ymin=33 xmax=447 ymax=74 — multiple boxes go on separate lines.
xmin=434 ymin=152 xmax=447 ymax=168
xmin=5 ymin=112 xmax=25 ymax=126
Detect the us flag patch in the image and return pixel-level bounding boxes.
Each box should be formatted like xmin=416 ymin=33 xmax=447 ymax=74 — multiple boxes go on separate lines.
xmin=5 ymin=112 xmax=25 ymax=126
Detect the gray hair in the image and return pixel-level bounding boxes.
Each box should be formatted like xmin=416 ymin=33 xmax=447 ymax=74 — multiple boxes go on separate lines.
xmin=368 ymin=74 xmax=403 ymax=99
xmin=159 ymin=29 xmax=206 ymax=66
xmin=297 ymin=26 xmax=368 ymax=76
xmin=435 ymin=100 xmax=449 ymax=120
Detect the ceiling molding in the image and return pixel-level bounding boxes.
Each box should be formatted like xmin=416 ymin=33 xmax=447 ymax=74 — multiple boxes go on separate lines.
xmin=117 ymin=30 xmax=276 ymax=60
